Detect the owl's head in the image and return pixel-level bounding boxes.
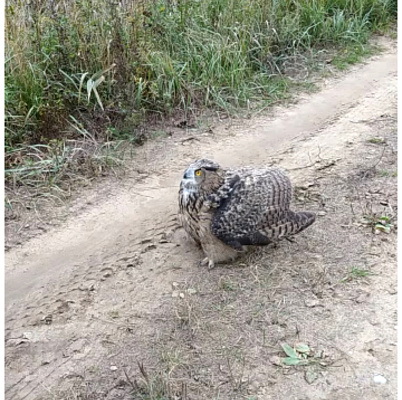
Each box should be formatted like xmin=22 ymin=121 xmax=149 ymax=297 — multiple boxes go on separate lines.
xmin=181 ymin=159 xmax=221 ymax=193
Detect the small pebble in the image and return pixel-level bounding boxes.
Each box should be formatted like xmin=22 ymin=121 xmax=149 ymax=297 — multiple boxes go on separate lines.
xmin=110 ymin=366 xmax=118 ymax=371
xmin=305 ymin=299 xmax=320 ymax=308
xmin=373 ymin=375 xmax=387 ymax=384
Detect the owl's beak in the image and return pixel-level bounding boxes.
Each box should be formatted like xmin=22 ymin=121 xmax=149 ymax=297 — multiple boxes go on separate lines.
xmin=182 ymin=169 xmax=197 ymax=189
xmin=183 ymin=168 xmax=195 ymax=180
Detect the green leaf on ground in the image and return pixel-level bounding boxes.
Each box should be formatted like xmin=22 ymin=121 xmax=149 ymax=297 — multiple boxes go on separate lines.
xmin=281 ymin=343 xmax=298 ymax=358
xmin=295 ymin=343 xmax=311 ymax=354
xmin=281 ymin=357 xmax=309 ymax=366
xmin=375 ymin=223 xmax=391 ymax=233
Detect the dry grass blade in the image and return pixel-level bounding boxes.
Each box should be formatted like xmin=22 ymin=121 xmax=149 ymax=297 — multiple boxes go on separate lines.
xmin=123 ymin=367 xmax=141 ymax=392
xmin=137 ymin=361 xmax=150 ymax=386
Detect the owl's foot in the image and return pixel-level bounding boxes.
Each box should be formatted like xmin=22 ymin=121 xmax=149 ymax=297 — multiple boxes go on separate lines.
xmin=200 ymin=257 xmax=216 ymax=270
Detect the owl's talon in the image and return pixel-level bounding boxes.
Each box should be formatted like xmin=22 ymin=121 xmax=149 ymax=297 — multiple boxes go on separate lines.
xmin=199 ymin=257 xmax=209 ymax=267
xmin=199 ymin=257 xmax=215 ymax=269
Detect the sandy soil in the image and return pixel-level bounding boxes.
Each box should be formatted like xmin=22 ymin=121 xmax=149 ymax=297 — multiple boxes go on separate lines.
xmin=5 ymin=42 xmax=397 ymax=400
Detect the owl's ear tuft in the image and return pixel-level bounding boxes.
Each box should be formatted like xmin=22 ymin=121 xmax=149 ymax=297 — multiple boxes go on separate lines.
xmin=203 ymin=165 xmax=219 ymax=171
xmin=195 ymin=159 xmax=220 ymax=171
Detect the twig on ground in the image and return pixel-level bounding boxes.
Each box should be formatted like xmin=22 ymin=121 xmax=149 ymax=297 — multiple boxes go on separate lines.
xmin=123 ymin=367 xmax=141 ymax=392
xmin=181 ymin=137 xmax=200 ymax=145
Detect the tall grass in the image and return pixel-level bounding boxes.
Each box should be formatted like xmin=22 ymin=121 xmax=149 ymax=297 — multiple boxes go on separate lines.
xmin=5 ymin=0 xmax=397 ymax=177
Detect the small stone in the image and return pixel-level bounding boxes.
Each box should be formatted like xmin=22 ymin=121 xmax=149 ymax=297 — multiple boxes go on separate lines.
xmin=41 ymin=315 xmax=53 ymax=325
xmin=110 ymin=366 xmax=118 ymax=371
xmin=179 ymin=292 xmax=185 ymax=299
xmin=73 ymin=353 xmax=86 ymax=360
xmin=269 ymin=356 xmax=282 ymax=366
xmin=305 ymin=299 xmax=320 ymax=308
xmin=354 ymin=292 xmax=370 ymax=303
xmin=317 ymin=211 xmax=327 ymax=216
xmin=79 ymin=280 xmax=96 ymax=291
xmin=248 ymin=380 xmax=261 ymax=392
xmin=22 ymin=332 xmax=33 ymax=341
xmin=373 ymin=375 xmax=387 ymax=384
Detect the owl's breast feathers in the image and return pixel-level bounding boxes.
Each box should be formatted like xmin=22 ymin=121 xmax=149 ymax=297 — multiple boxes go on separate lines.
xmin=179 ymin=184 xmax=203 ymax=245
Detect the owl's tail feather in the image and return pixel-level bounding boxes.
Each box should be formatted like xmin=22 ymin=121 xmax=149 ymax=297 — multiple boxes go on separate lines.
xmin=219 ymin=211 xmax=316 ymax=248
xmin=290 ymin=211 xmax=316 ymax=235
xmin=260 ymin=210 xmax=316 ymax=240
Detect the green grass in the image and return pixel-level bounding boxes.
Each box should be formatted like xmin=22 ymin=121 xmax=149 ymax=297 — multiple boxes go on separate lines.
xmin=341 ymin=266 xmax=375 ymax=282
xmin=368 ymin=136 xmax=386 ymax=144
xmin=377 ymin=169 xmax=397 ymax=177
xmin=4 ymin=0 xmax=397 ymax=189
xmin=331 ymin=43 xmax=377 ymax=70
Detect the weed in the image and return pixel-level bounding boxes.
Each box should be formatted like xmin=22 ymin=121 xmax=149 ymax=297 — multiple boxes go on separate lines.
xmin=108 ymin=310 xmax=120 ymax=319
xmin=160 ymin=349 xmax=184 ymax=375
xmin=376 ymin=169 xmax=397 ymax=178
xmin=220 ymin=279 xmax=237 ymax=292
xmin=360 ymin=213 xmax=394 ymax=234
xmin=131 ymin=359 xmax=190 ymax=400
xmin=151 ymin=130 xmax=169 ymax=139
xmin=136 ymin=362 xmax=173 ymax=400
xmin=368 ymin=136 xmax=386 ymax=144
xmin=378 ymin=169 xmax=391 ymax=177
xmin=341 ymin=266 xmax=375 ymax=282
xmin=332 ymin=44 xmax=376 ymax=70
xmin=5 ymin=139 xmax=124 ymax=191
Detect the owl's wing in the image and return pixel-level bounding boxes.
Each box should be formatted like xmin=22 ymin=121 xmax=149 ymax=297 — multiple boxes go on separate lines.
xmin=211 ymin=168 xmax=315 ymax=249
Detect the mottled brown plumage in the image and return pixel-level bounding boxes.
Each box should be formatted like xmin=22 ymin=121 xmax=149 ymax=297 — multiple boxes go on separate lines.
xmin=179 ymin=159 xmax=315 ymax=268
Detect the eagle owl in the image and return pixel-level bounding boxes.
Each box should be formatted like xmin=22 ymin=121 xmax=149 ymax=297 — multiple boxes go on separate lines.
xmin=178 ymin=159 xmax=315 ymax=269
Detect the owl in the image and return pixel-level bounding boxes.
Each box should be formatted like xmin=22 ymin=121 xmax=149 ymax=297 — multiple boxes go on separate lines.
xmin=178 ymin=159 xmax=315 ymax=269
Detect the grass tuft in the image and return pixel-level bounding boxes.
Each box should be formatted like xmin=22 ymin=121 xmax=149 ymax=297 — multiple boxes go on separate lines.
xmin=5 ymin=0 xmax=397 ymax=190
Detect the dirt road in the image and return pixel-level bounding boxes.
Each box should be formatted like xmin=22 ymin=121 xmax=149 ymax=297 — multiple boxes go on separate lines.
xmin=5 ymin=43 xmax=397 ymax=400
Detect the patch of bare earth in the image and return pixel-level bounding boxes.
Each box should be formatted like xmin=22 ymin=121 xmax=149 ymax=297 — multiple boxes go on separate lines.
xmin=5 ymin=48 xmax=397 ymax=400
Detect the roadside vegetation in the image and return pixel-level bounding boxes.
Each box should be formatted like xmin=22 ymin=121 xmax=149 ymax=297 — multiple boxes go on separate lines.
xmin=5 ymin=0 xmax=397 ymax=196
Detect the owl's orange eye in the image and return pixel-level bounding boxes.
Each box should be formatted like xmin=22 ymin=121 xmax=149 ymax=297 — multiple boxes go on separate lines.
xmin=195 ymin=169 xmax=202 ymax=176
